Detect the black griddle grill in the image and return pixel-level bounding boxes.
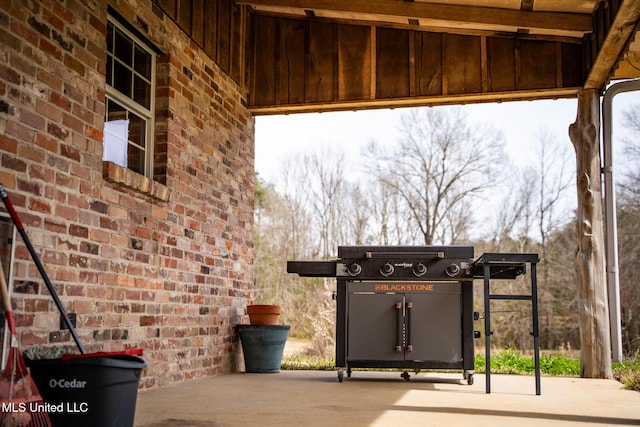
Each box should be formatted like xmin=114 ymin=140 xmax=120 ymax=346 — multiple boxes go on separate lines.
xmin=288 ymin=245 xmax=541 ymax=394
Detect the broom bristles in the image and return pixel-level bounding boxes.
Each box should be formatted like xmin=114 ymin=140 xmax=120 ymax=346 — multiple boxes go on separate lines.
xmin=3 ymin=346 xmax=28 ymax=382
xmin=0 ymin=258 xmax=51 ymax=426
xmin=0 ymin=349 xmax=51 ymax=427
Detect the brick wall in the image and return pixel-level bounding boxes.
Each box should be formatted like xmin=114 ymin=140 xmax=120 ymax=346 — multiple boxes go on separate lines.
xmin=0 ymin=0 xmax=254 ymax=388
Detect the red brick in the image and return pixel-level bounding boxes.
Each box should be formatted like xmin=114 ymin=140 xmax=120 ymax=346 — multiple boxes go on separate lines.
xmin=85 ymin=124 xmax=102 ymax=141
xmin=63 ymin=53 xmax=86 ymax=75
xmin=24 ymin=298 xmax=51 ymax=312
xmin=54 ymin=172 xmax=76 ymax=190
xmin=55 ymin=204 xmax=78 ymax=221
xmin=3 ymin=155 xmax=27 ymax=173
xmin=11 ymin=51 xmax=37 ymax=78
xmin=35 ymin=133 xmax=58 ymax=153
xmin=20 ymin=331 xmax=48 ymax=346
xmin=52 ymin=1 xmax=74 ymax=24
xmin=62 ymin=111 xmax=84 ymax=133
xmin=35 ymin=99 xmax=62 ymax=123
xmin=5 ymin=120 xmax=34 ymax=143
xmin=73 ymin=45 xmax=96 ymax=69
xmin=39 ymin=37 xmax=62 ymax=61
xmin=11 ymin=21 xmax=39 ymax=47
xmin=50 ymin=91 xmax=71 ymax=111
xmin=72 ymin=103 xmax=93 ymax=124
xmin=28 ymin=197 xmax=51 ymax=214
xmin=20 ymin=109 xmax=45 ymax=131
xmin=47 ymin=121 xmax=69 ymax=140
xmin=0 ymin=134 xmax=18 ymax=154
xmin=69 ymin=161 xmax=92 ymax=181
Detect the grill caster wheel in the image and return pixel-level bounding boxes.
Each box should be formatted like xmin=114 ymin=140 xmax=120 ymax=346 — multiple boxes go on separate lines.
xmin=338 ymin=370 xmax=344 ymax=383
xmin=463 ymin=371 xmax=474 ymax=385
xmin=347 ymin=367 xmax=352 ymax=378
xmin=401 ymin=371 xmax=411 ymax=381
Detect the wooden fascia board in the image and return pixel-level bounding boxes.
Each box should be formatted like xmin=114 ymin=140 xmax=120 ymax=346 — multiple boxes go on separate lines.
xmin=248 ymin=88 xmax=580 ymax=115
xmin=585 ymin=1 xmax=640 ymax=90
xmin=237 ymin=0 xmax=593 ymax=34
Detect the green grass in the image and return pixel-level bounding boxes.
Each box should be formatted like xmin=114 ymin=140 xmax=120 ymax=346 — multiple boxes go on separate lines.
xmin=281 ymin=349 xmax=640 ymax=392
xmin=613 ymin=354 xmax=640 ymax=391
xmin=281 ymin=354 xmax=336 ymax=371
xmin=473 ymin=349 xmax=581 ymax=376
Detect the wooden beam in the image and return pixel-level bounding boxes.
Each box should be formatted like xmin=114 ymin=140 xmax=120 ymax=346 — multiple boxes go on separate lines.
xmin=585 ymin=0 xmax=640 ymax=90
xmin=569 ymin=88 xmax=613 ymax=379
xmin=248 ymin=87 xmax=579 ymax=115
xmin=237 ymin=0 xmax=592 ymax=34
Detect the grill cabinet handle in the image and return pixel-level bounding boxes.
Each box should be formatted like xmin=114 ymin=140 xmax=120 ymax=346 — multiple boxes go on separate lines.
xmin=366 ymin=251 xmax=444 ymax=259
xmin=395 ymin=301 xmax=403 ymax=352
xmin=406 ymin=300 xmax=413 ymax=352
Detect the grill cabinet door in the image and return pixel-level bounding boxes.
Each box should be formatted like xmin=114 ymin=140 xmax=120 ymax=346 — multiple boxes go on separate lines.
xmin=407 ymin=286 xmax=462 ymax=363
xmin=347 ymin=292 xmax=404 ymax=361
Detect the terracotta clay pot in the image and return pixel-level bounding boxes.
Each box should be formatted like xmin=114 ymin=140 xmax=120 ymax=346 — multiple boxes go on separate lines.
xmin=246 ymin=305 xmax=281 ymax=325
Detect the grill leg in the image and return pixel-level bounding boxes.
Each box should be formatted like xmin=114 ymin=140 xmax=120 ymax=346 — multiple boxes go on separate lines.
xmin=483 ymin=263 xmax=492 ymax=394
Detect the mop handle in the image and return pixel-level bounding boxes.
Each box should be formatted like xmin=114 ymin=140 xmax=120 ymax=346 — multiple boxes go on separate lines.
xmin=0 ymin=185 xmax=85 ymax=353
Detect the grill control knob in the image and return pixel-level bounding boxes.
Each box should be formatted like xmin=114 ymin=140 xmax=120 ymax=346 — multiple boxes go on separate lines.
xmin=380 ymin=263 xmax=394 ymax=277
xmin=348 ymin=263 xmax=362 ymax=276
xmin=445 ymin=263 xmax=461 ymax=277
xmin=412 ymin=263 xmax=427 ymax=277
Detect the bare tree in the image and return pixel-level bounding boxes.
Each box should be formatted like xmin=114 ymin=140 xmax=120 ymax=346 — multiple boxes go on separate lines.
xmin=533 ymin=130 xmax=574 ymax=350
xmin=254 ymin=148 xmax=345 ymax=353
xmin=493 ymin=130 xmax=573 ymax=348
xmin=533 ymin=129 xmax=574 ymax=259
xmin=366 ymin=107 xmax=506 ymax=245
xmin=488 ymin=166 xmax=536 ymax=252
xmin=299 ymin=146 xmax=346 ymax=259
xmin=341 ymin=181 xmax=371 ymax=245
xmin=356 ymin=155 xmax=414 ymax=245
xmin=254 ymin=163 xmax=312 ymax=307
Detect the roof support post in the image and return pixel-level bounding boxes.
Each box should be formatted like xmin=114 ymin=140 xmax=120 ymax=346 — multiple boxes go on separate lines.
xmin=569 ymin=88 xmax=613 ymax=379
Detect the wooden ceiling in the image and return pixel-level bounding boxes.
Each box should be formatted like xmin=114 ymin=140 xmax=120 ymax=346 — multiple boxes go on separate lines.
xmin=236 ymin=0 xmax=640 ymax=114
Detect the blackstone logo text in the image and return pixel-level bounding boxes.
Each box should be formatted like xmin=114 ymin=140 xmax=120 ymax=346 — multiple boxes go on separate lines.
xmin=49 ymin=378 xmax=87 ymax=389
xmin=374 ymin=284 xmax=435 ymax=292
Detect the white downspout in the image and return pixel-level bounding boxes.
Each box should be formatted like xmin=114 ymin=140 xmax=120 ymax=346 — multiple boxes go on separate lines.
xmin=601 ymin=78 xmax=640 ymax=363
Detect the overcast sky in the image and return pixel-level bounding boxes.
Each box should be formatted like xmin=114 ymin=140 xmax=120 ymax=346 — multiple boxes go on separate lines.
xmin=256 ymin=92 xmax=637 ymax=181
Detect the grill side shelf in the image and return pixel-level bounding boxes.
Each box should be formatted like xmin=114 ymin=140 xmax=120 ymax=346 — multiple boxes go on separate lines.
xmin=471 ymin=253 xmax=539 ymax=279
xmin=286 ymin=261 xmax=337 ymax=277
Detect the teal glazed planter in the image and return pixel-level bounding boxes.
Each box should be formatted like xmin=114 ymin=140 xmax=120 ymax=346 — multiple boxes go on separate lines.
xmin=236 ymin=324 xmax=290 ymax=373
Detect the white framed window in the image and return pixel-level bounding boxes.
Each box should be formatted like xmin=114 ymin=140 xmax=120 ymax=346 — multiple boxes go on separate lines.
xmin=104 ymin=16 xmax=156 ymax=177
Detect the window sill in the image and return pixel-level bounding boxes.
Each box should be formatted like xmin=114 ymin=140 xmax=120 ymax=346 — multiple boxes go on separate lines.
xmin=102 ymin=161 xmax=170 ymax=202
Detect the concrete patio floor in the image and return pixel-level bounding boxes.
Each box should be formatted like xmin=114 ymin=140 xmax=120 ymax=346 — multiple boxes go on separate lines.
xmin=133 ymin=370 xmax=640 ymax=426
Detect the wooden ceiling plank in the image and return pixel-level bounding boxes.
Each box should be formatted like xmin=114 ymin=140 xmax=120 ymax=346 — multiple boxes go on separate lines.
xmin=236 ymin=0 xmax=592 ymax=34
xmin=371 ymin=26 xmax=377 ymax=100
xmin=481 ymin=36 xmax=488 ymax=93
xmin=585 ymin=0 xmax=640 ymax=89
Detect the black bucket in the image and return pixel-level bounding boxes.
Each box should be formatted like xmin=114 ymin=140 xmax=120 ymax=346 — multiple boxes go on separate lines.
xmin=26 ymin=353 xmax=146 ymax=427
xmin=236 ymin=324 xmax=290 ymax=373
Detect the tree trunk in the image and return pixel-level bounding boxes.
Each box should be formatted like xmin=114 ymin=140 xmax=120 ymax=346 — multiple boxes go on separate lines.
xmin=568 ymin=89 xmax=613 ymax=378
